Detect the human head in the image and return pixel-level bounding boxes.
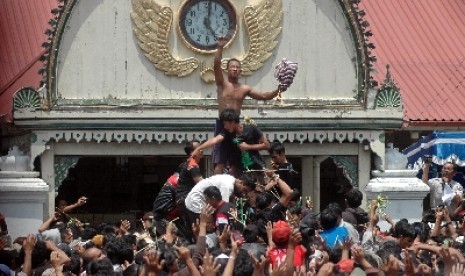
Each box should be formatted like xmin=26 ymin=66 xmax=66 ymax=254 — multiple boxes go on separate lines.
xmin=184 ymin=139 xmax=200 ymax=156
xmin=394 ymin=220 xmax=416 ymax=248
xmin=345 ymin=188 xmax=363 ymax=208
xmin=441 ymin=162 xmax=457 ymax=178
xmin=104 ymin=238 xmax=134 ymax=265
xmin=289 ymin=189 xmax=301 ymax=207
xmin=18 ymin=240 xmax=50 ymax=270
xmin=235 ymin=174 xmax=257 ymax=195
xmin=255 ymin=192 xmax=273 ymax=210
xmin=142 ymin=212 xmax=154 ymax=230
xmin=56 ymin=198 xmax=68 ymax=211
xmin=243 ymin=224 xmax=260 ymax=243
xmin=220 ymin=109 xmax=240 ymax=133
xmin=87 ymin=258 xmax=113 ymax=276
xmin=288 ymin=206 xmax=302 ymax=227
xmin=226 ymin=58 xmax=242 ymax=78
xmin=269 ymin=141 xmax=287 ymax=165
xmin=232 ymin=249 xmax=254 ymax=275
xmin=61 ymin=227 xmax=74 ymax=244
xmin=161 ymin=248 xmax=179 ymax=273
xmin=204 ymin=186 xmax=223 ymax=208
xmin=320 ymin=203 xmax=342 ymax=230
xmin=272 ymin=221 xmax=292 ymax=246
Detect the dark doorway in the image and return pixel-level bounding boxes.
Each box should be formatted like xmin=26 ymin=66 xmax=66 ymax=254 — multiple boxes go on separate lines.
xmin=319 ymin=157 xmax=353 ymax=210
xmin=57 ymin=156 xmax=188 ymax=215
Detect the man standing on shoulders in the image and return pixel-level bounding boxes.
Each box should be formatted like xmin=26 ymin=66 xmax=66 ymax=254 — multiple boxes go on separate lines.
xmin=192 ymin=108 xmax=269 ymax=178
xmin=212 ymin=36 xmax=284 ymax=175
xmin=422 ymin=161 xmax=463 ymax=217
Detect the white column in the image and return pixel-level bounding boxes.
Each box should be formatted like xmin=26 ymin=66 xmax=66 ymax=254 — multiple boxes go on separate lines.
xmin=358 ymin=143 xmax=371 ymax=208
xmin=301 ymin=156 xmax=313 ymax=205
xmin=41 ymin=143 xmax=55 ymax=218
xmin=313 ymin=156 xmax=329 ymax=213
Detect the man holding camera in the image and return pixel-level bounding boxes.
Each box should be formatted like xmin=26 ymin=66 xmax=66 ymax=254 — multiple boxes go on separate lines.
xmin=422 ymin=161 xmax=463 ymax=217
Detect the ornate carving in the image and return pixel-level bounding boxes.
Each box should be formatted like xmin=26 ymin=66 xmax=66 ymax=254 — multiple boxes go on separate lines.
xmin=13 ymin=87 xmax=41 ymax=110
xmin=131 ymin=0 xmax=282 ymax=79
xmin=54 ymin=156 xmax=80 ymax=191
xmin=376 ymin=65 xmax=402 ymax=108
xmin=238 ymin=0 xmax=283 ymax=75
xmin=33 ymin=130 xmax=382 ymax=145
xmin=331 ymin=155 xmax=358 ymax=187
xmin=131 ymin=0 xmax=199 ymax=77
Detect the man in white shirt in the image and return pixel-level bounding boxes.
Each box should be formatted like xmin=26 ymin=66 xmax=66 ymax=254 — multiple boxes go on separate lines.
xmin=422 ymin=161 xmax=463 ymax=216
xmin=185 ymin=174 xmax=256 ymax=214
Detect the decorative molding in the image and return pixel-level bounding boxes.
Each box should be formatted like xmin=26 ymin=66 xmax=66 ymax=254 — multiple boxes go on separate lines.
xmin=234 ymin=0 xmax=283 ymax=76
xmin=375 ymin=65 xmax=402 ymax=108
xmin=338 ymin=0 xmax=376 ymax=104
xmin=13 ymin=87 xmax=41 ymax=110
xmin=54 ymin=156 xmax=80 ymax=191
xmin=130 ymin=0 xmax=282 ymax=81
xmin=331 ymin=155 xmax=358 ymax=187
xmin=31 ymin=129 xmax=383 ymax=145
xmin=131 ymin=0 xmax=199 ymax=77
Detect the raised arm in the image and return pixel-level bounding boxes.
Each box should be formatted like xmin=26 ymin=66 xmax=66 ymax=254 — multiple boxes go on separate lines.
xmin=191 ymin=135 xmax=225 ymax=159
xmin=274 ymin=175 xmax=293 ymax=207
xmin=422 ymin=163 xmax=431 ymax=186
xmin=214 ymin=37 xmax=227 ymax=87
xmin=248 ymin=86 xmax=280 ymax=101
xmin=62 ymin=196 xmax=87 ymax=213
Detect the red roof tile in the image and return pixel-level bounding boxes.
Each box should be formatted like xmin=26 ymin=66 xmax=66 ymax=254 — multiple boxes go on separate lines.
xmin=361 ymin=0 xmax=465 ymax=126
xmin=0 ymin=0 xmax=56 ymax=122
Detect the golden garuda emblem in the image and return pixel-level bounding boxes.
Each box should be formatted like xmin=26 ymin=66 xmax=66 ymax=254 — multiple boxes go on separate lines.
xmin=130 ymin=0 xmax=283 ymax=82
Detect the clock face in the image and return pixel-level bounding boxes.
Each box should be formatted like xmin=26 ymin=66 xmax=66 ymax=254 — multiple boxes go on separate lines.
xmin=178 ymin=0 xmax=237 ymax=53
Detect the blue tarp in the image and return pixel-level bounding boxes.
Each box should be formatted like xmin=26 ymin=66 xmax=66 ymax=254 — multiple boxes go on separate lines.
xmin=402 ymin=131 xmax=465 ymax=169
xmin=402 ymin=131 xmax=465 ymax=185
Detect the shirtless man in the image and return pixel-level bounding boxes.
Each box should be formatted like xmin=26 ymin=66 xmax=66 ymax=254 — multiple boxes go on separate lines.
xmin=213 ymin=36 xmax=283 ymax=174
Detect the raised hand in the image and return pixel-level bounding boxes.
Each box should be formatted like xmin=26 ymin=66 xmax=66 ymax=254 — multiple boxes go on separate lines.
xmin=142 ymin=250 xmax=165 ymax=274
xmin=200 ymin=251 xmax=221 ymax=276
xmin=217 ymin=36 xmax=228 ymax=48
xmin=174 ymin=245 xmax=191 ymax=262
xmin=451 ymin=263 xmax=465 ymax=276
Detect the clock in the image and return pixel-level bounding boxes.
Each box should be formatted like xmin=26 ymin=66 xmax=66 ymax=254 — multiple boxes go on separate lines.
xmin=178 ymin=0 xmax=237 ymax=53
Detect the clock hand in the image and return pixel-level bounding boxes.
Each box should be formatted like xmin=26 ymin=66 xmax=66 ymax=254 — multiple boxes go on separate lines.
xmin=207 ymin=1 xmax=212 ymax=17
xmin=203 ymin=13 xmax=216 ymax=37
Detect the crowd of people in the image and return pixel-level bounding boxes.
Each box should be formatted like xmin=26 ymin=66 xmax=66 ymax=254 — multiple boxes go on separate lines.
xmin=2 ymin=37 xmax=465 ymax=276
xmin=2 ymin=158 xmax=465 ymax=276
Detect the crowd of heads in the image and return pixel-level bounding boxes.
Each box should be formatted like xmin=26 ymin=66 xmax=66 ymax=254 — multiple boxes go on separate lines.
xmin=2 ymin=152 xmax=465 ymax=276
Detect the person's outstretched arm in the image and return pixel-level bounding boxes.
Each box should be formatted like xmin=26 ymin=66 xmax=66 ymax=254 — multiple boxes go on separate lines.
xmin=62 ymin=196 xmax=87 ymax=213
xmin=214 ymin=37 xmax=227 ymax=88
xmin=191 ymin=135 xmax=225 ymax=160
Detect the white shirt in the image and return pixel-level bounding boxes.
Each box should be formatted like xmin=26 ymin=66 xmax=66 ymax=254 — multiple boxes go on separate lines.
xmin=185 ymin=174 xmax=236 ymax=213
xmin=428 ymin=178 xmax=463 ymax=209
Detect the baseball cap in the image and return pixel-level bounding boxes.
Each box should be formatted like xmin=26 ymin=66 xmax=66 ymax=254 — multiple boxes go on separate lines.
xmin=272 ymin=220 xmax=291 ymax=243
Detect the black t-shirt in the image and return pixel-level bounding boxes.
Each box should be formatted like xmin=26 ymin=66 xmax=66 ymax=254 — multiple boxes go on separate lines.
xmin=220 ymin=124 xmax=266 ymax=170
xmin=175 ymin=160 xmax=202 ymax=200
xmin=277 ymin=162 xmax=295 ymax=189
xmin=255 ymin=202 xmax=287 ymax=240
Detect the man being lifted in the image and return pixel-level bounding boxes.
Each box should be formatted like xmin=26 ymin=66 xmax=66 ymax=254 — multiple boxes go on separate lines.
xmin=213 ymin=36 xmax=283 ymax=174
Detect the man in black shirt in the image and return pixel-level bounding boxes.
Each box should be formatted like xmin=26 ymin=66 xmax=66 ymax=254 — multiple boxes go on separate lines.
xmin=174 ymin=140 xmax=203 ymax=241
xmin=191 ymin=109 xmax=269 ymax=178
xmin=269 ymin=141 xmax=295 ymax=190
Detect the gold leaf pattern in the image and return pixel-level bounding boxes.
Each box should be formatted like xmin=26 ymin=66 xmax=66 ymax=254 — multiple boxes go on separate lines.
xmin=130 ymin=0 xmax=199 ymax=77
xmin=240 ymin=0 xmax=283 ymax=75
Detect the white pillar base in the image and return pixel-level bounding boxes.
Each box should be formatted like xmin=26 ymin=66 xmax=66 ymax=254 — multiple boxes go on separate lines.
xmin=366 ymin=170 xmax=430 ymax=231
xmin=0 ymin=172 xmax=49 ymax=239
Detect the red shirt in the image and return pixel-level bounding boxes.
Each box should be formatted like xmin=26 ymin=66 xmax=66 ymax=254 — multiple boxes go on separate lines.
xmin=269 ymin=245 xmax=306 ymax=268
